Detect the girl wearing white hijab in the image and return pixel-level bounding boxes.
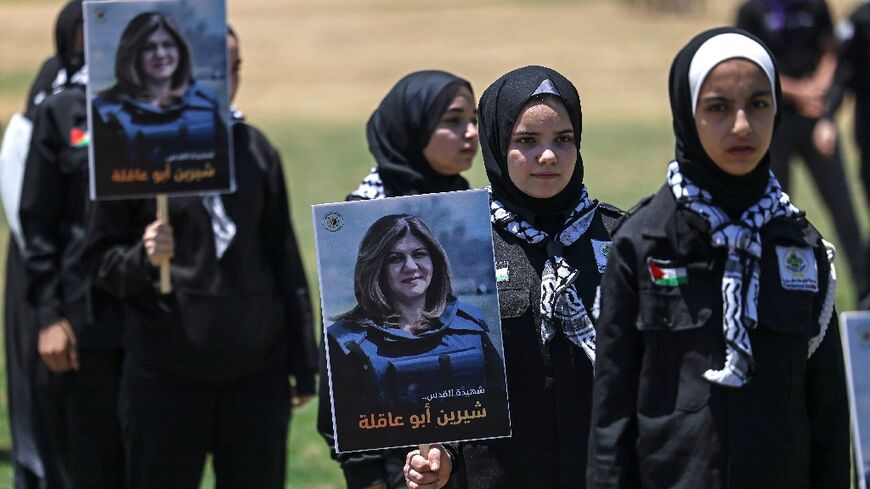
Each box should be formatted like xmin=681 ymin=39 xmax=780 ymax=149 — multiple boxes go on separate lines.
xmin=587 ymin=27 xmax=849 ymax=488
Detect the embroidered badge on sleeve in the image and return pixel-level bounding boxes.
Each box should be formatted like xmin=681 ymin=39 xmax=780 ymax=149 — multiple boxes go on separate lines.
xmin=591 ymin=239 xmax=612 ymax=274
xmin=647 ymin=257 xmax=688 ymax=286
xmin=775 ymin=246 xmax=818 ymax=292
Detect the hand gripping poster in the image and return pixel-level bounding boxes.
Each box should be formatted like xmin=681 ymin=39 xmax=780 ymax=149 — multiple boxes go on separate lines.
xmin=84 ymin=0 xmax=234 ymax=200
xmin=314 ymin=190 xmax=511 ymax=453
xmin=840 ymin=311 xmax=870 ymax=489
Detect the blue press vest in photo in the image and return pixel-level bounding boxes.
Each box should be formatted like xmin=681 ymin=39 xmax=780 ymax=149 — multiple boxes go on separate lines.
xmin=329 ymin=300 xmax=489 ymax=406
xmin=93 ymin=83 xmax=219 ymax=167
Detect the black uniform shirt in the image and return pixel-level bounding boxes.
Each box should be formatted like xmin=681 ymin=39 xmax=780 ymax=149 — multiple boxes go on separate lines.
xmin=452 ymin=205 xmax=621 ymax=489
xmin=84 ymin=122 xmax=317 ymax=386
xmin=588 ymin=185 xmax=850 ymax=489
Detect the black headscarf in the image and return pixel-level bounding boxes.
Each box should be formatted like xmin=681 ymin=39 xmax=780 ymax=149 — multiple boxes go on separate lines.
xmin=669 ymin=27 xmax=782 ymax=217
xmin=479 ymin=65 xmax=584 ymax=228
xmin=366 ymin=70 xmax=472 ymax=196
xmin=55 ymin=0 xmax=84 ymax=80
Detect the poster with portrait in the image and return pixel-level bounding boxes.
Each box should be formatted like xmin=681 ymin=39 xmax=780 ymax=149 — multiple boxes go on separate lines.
xmin=84 ymin=0 xmax=234 ymax=200
xmin=314 ymin=190 xmax=511 ymax=453
xmin=841 ymin=311 xmax=870 ymax=489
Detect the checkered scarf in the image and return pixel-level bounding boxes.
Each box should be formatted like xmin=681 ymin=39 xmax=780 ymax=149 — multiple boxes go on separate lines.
xmin=348 ymin=167 xmax=386 ymax=200
xmin=489 ymin=187 xmax=599 ymax=364
xmin=667 ymin=161 xmax=799 ymax=387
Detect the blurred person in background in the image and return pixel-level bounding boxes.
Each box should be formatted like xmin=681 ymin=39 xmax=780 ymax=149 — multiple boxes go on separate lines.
xmin=813 ymin=0 xmax=870 ymax=309
xmin=17 ymin=0 xmax=126 ymax=487
xmin=738 ymin=0 xmax=867 ymax=301
xmin=2 ymin=1 xmax=85 ymax=487
xmin=318 ymin=69 xmax=480 ymax=489
xmin=84 ymin=27 xmax=317 ymax=488
xmin=405 ymin=65 xmax=623 ymax=489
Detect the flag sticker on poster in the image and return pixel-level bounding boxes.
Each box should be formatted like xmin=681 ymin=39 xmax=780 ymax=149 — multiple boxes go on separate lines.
xmin=313 ymin=190 xmax=511 ymax=453
xmin=840 ymin=311 xmax=870 ymax=489
xmin=84 ymin=0 xmax=235 ymax=200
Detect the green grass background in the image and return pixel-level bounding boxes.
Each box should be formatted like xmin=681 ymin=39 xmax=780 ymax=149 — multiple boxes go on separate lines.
xmin=0 ymin=0 xmax=867 ymax=487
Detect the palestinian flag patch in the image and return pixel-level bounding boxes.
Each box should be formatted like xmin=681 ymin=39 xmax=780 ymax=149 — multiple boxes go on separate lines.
xmin=70 ymin=127 xmax=89 ymax=148
xmin=647 ymin=257 xmax=687 ymax=286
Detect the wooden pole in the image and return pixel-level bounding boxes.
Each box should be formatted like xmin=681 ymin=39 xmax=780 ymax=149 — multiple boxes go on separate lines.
xmin=156 ymin=194 xmax=171 ymax=294
xmin=419 ymin=443 xmax=430 ymax=459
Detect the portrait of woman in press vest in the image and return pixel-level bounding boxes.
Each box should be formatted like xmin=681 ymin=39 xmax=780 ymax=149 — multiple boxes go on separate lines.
xmin=323 ymin=213 xmax=509 ymax=453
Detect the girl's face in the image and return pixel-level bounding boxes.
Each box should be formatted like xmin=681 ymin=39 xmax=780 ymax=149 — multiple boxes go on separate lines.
xmin=139 ymin=27 xmax=179 ymax=86
xmin=694 ymin=59 xmax=775 ymax=176
xmin=423 ymin=85 xmax=479 ymax=176
xmin=384 ymin=233 xmax=433 ymax=305
xmin=506 ymin=98 xmax=577 ymax=199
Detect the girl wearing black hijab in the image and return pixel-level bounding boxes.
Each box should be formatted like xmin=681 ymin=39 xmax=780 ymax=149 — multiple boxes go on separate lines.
xmin=346 ymin=70 xmax=478 ymax=201
xmin=404 ymin=65 xmax=622 ymax=489
xmin=588 ymin=28 xmax=849 ymax=488
xmin=318 ymin=70 xmax=478 ymax=489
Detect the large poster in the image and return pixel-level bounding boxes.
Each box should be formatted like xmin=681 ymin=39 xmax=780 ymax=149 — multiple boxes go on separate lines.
xmin=314 ymin=190 xmax=511 ymax=453
xmin=840 ymin=311 xmax=870 ymax=489
xmin=84 ymin=0 xmax=234 ymax=200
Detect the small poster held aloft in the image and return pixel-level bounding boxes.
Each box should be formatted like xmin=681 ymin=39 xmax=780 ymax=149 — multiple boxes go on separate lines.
xmin=84 ymin=0 xmax=234 ymax=200
xmin=840 ymin=311 xmax=870 ymax=489
xmin=314 ymin=190 xmax=511 ymax=453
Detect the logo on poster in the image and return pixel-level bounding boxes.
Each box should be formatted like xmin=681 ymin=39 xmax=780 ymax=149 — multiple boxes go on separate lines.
xmin=323 ymin=211 xmax=343 ymax=232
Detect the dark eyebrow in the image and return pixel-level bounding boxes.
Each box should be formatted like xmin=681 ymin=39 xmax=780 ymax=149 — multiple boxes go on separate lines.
xmin=751 ymin=90 xmax=773 ymax=98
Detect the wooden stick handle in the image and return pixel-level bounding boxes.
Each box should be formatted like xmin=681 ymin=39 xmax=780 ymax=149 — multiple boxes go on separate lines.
xmin=156 ymin=194 xmax=171 ymax=294
xmin=419 ymin=444 xmax=430 ymax=459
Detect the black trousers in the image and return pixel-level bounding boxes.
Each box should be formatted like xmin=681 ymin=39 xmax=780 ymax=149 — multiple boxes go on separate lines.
xmin=770 ymin=109 xmax=867 ymax=294
xmin=57 ymin=348 xmax=125 ymax=489
xmin=120 ymin=356 xmax=290 ymax=489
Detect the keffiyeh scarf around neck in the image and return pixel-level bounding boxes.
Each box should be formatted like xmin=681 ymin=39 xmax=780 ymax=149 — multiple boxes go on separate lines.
xmin=348 ymin=167 xmax=386 ymax=200
xmin=667 ymin=161 xmax=800 ymax=387
xmin=490 ymin=187 xmax=599 ymax=364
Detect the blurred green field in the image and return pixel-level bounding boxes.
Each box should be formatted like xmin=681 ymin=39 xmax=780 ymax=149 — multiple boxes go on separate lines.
xmin=0 ymin=0 xmax=868 ymax=487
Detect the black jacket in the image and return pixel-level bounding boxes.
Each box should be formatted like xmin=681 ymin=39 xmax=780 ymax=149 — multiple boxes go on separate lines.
xmin=588 ymin=185 xmax=850 ymax=489
xmin=448 ymin=204 xmax=621 ymax=489
xmin=84 ymin=121 xmax=317 ymax=387
xmin=19 ymin=84 xmax=123 ymax=348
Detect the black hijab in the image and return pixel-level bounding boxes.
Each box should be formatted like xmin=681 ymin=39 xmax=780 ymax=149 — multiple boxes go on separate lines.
xmin=479 ymin=65 xmax=584 ymax=228
xmin=366 ymin=70 xmax=472 ymax=196
xmin=669 ymin=27 xmax=781 ymax=217
xmin=55 ymin=0 xmax=84 ymax=81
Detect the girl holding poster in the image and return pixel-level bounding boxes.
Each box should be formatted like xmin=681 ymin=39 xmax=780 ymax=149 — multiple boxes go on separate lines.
xmin=319 ymin=69 xmax=480 ymax=489
xmin=586 ymin=28 xmax=849 ymax=488
xmin=405 ymin=65 xmax=623 ymax=488
xmin=84 ymin=28 xmax=316 ymax=488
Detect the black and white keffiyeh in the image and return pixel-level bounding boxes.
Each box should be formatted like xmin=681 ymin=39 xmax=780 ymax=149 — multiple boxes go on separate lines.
xmin=348 ymin=167 xmax=386 ymax=200
xmin=490 ymin=187 xmax=599 ymax=364
xmin=667 ymin=161 xmax=800 ymax=387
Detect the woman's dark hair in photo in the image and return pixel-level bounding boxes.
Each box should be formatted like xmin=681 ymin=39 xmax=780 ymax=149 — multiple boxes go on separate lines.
xmin=336 ymin=214 xmax=452 ymax=328
xmin=113 ymin=12 xmax=192 ymax=97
